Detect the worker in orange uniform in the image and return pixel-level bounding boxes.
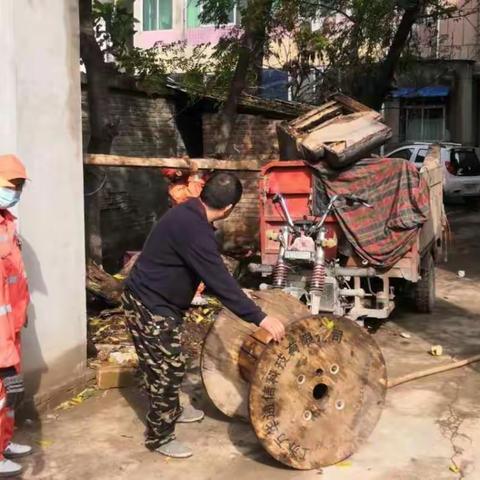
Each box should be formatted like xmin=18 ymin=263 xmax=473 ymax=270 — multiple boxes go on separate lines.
xmin=162 ymin=160 xmax=206 ymax=206
xmin=0 ymin=155 xmax=32 ymax=478
xmin=162 ymin=161 xmax=207 ymax=303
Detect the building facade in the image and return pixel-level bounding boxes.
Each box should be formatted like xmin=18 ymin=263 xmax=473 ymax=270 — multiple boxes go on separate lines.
xmin=134 ymin=0 xmax=239 ymax=49
xmin=385 ymin=1 xmax=480 ymax=148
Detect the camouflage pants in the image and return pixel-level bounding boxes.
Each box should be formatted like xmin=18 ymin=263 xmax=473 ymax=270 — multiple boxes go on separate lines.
xmin=121 ymin=290 xmax=186 ymax=450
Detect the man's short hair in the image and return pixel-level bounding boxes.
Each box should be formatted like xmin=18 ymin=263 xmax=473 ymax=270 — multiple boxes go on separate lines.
xmin=200 ymin=172 xmax=243 ymax=209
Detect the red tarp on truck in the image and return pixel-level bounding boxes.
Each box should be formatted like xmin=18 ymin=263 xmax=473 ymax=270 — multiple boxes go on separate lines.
xmin=312 ymin=157 xmax=430 ymax=267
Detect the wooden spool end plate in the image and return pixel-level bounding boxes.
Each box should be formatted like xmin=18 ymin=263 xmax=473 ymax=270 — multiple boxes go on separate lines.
xmin=249 ymin=315 xmax=387 ymax=470
xmin=200 ymin=290 xmax=309 ymax=420
xmin=249 ymin=314 xmax=386 ymax=470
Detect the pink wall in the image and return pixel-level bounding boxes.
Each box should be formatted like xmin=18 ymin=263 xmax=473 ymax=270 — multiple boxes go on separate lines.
xmin=135 ymin=25 xmax=236 ymax=48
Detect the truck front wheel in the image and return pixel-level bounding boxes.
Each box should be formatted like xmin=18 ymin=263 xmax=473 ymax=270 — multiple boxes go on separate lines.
xmin=415 ymin=253 xmax=435 ymax=313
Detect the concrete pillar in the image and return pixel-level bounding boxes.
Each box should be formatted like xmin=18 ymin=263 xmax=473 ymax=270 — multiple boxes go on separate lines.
xmin=0 ymin=0 xmax=87 ymax=402
xmin=383 ymin=100 xmax=401 ymax=148
xmin=0 ymin=1 xmax=17 ymax=153
xmin=457 ymin=62 xmax=474 ymax=145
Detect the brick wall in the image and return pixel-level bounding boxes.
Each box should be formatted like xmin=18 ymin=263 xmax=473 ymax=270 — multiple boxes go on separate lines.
xmin=82 ymin=86 xmax=268 ymax=270
xmin=97 ymin=167 xmax=170 ymax=272
xmin=82 ymin=87 xmax=184 ymax=271
xmin=203 ymin=113 xmax=281 ymax=160
xmin=82 ymin=89 xmax=185 ymax=157
xmin=217 ymin=170 xmax=261 ymax=251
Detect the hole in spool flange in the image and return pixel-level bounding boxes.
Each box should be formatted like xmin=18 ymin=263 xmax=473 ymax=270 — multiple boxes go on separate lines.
xmin=312 ymin=383 xmax=329 ymax=400
xmin=316 ymin=368 xmax=324 ymax=376
xmin=330 ymin=364 xmax=339 ymax=375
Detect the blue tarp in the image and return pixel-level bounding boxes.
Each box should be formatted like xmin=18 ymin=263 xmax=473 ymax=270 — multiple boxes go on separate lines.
xmin=391 ymin=86 xmax=450 ymax=98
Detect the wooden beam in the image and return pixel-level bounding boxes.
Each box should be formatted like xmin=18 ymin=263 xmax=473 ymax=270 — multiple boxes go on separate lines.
xmin=84 ymin=154 xmax=262 ymax=171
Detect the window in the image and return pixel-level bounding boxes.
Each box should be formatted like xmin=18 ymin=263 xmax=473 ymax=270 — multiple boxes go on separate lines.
xmin=415 ymin=149 xmax=428 ymax=164
xmin=391 ymin=148 xmax=414 ymax=161
xmin=143 ymin=0 xmax=172 ymax=31
xmin=450 ymin=149 xmax=480 ymax=177
xmin=400 ymin=100 xmax=446 ymax=142
xmin=186 ymin=0 xmax=236 ymax=28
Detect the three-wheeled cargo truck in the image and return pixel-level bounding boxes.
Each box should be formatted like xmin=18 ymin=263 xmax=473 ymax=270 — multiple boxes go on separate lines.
xmin=249 ymin=95 xmax=445 ymax=320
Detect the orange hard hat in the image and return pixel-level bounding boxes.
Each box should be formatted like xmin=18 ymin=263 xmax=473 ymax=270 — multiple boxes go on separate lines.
xmin=0 ymin=154 xmax=28 ymax=188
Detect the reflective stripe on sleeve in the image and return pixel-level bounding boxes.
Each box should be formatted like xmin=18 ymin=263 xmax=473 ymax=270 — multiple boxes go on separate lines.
xmin=0 ymin=304 xmax=12 ymax=316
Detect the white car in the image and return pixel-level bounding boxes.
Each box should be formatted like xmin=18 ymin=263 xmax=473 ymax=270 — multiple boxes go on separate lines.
xmin=386 ymin=143 xmax=480 ymax=201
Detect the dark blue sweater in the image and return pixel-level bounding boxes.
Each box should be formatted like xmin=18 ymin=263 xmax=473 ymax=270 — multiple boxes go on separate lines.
xmin=126 ymin=198 xmax=266 ymax=325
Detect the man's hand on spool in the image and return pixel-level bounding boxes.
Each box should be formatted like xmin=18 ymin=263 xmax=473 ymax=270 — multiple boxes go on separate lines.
xmin=259 ymin=316 xmax=285 ymax=342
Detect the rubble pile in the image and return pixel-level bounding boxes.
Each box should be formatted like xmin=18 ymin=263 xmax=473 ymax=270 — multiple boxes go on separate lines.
xmin=87 ymin=297 xmax=223 ymax=370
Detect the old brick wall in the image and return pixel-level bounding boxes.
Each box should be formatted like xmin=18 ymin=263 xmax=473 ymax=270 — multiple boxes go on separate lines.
xmin=82 ymin=87 xmax=184 ymax=272
xmin=97 ymin=168 xmax=170 ymax=272
xmin=81 ymin=89 xmax=185 ymax=157
xmin=216 ymin=170 xmax=261 ymax=252
xmin=83 ymin=86 xmax=269 ymax=270
xmin=203 ymin=113 xmax=281 ymax=160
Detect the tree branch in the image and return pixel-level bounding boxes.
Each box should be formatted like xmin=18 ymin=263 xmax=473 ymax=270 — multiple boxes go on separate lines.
xmin=79 ymin=0 xmax=119 ymax=154
xmin=297 ymin=0 xmax=356 ymax=23
xmin=357 ymin=0 xmax=422 ymax=108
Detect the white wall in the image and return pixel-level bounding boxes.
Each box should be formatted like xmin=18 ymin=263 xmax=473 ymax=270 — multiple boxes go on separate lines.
xmin=0 ymin=0 xmax=86 ymax=400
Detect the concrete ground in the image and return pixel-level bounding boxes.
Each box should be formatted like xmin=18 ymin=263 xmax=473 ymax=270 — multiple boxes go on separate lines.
xmin=15 ymin=205 xmax=480 ymax=479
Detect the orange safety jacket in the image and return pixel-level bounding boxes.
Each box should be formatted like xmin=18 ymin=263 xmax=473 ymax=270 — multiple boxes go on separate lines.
xmin=0 ymin=210 xmax=29 ymax=369
xmin=168 ymin=175 xmax=205 ymax=206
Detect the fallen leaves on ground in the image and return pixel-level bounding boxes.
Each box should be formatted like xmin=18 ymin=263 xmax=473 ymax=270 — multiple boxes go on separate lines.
xmin=36 ymin=439 xmax=54 ymax=448
xmin=88 ymin=297 xmax=223 ymax=368
xmin=449 ymin=464 xmax=461 ymax=474
xmin=89 ymin=308 xmax=132 ymax=345
xmin=55 ymin=387 xmax=97 ymax=411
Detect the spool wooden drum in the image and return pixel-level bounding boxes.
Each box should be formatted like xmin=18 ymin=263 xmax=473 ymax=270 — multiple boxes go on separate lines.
xmin=201 ymin=290 xmax=387 ymax=470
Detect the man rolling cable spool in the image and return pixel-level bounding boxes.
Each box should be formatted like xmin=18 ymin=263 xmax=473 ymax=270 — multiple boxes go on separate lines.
xmin=0 ymin=155 xmax=32 ymax=478
xmin=122 ymin=172 xmax=285 ymax=459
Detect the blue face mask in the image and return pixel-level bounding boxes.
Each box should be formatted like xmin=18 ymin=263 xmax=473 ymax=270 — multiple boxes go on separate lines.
xmin=0 ymin=187 xmax=21 ymax=209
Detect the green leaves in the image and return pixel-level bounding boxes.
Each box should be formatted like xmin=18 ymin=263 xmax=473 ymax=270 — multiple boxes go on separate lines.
xmin=199 ymin=0 xmax=237 ymax=26
xmin=91 ymin=0 xmax=462 ymax=106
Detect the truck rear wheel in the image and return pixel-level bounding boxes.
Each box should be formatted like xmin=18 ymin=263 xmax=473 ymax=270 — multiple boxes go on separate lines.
xmin=415 ymin=253 xmax=435 ymax=313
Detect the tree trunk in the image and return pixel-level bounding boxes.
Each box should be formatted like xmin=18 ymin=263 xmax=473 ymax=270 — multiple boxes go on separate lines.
xmin=214 ymin=39 xmax=253 ymax=158
xmin=354 ymin=1 xmax=422 ymax=110
xmin=79 ymin=0 xmax=119 ymax=154
xmin=250 ymin=28 xmax=268 ymax=95
xmin=214 ymin=0 xmax=273 ymax=158
xmin=79 ymin=0 xmax=119 ymax=264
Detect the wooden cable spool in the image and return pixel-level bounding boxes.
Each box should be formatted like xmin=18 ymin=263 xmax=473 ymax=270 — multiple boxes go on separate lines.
xmin=201 ymin=290 xmax=387 ymax=470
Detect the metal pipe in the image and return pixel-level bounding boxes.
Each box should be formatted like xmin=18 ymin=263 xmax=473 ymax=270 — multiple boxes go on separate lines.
xmin=272 ymin=194 xmax=296 ymax=230
xmin=332 ymin=267 xmax=377 ymax=278
xmin=339 ymin=288 xmax=367 ymax=298
xmin=248 ymin=264 xmax=274 ymax=274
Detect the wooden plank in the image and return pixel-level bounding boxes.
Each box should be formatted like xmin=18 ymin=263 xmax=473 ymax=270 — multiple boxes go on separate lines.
xmin=420 ymin=144 xmax=444 ymax=255
xmin=85 ymin=154 xmax=262 ymax=172
xmin=289 ymin=102 xmax=341 ymax=131
xmin=332 ymin=93 xmax=377 ymax=114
